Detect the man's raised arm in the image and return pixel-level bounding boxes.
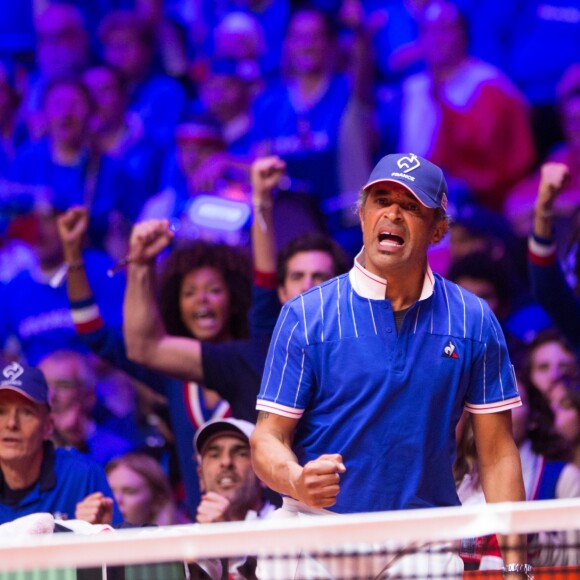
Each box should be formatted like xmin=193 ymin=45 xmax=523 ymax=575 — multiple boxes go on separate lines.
xmin=123 ymin=219 xmax=205 ymax=382
xmin=251 ymin=156 xmax=286 ymax=274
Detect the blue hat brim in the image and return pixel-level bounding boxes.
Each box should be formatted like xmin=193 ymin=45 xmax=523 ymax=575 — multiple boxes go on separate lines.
xmin=0 ymin=385 xmax=48 ymax=405
xmin=362 ymin=178 xmax=439 ymax=209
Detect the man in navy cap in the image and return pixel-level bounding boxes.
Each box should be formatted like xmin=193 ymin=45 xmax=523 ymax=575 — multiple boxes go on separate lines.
xmin=0 ymin=360 xmax=121 ymax=525
xmin=251 ymin=153 xmax=531 ymax=578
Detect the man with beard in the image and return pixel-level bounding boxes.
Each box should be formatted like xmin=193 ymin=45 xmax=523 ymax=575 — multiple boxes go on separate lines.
xmin=194 ymin=417 xmax=274 ymax=524
xmin=192 ymin=418 xmax=274 ymax=580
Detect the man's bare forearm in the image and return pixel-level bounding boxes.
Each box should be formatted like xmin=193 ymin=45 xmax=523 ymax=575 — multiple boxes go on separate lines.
xmin=480 ymin=452 xmax=527 ymax=567
xmin=250 ymin=412 xmax=304 ymax=499
xmin=474 ymin=411 xmax=528 ymax=569
xmin=251 ymin=412 xmax=345 ymax=508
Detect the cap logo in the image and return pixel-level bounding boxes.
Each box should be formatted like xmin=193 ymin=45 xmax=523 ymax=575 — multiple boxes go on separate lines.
xmin=396 ymin=154 xmax=421 ymax=174
xmin=2 ymin=362 xmax=23 ymax=384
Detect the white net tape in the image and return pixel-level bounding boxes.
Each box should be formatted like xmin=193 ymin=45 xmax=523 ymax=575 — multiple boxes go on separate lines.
xmin=0 ymin=498 xmax=579 ymax=573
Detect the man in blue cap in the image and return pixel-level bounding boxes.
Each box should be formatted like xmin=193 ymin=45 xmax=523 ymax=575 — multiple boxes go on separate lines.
xmin=0 ymin=360 xmax=121 ymax=525
xmin=251 ymin=153 xmax=532 ymax=578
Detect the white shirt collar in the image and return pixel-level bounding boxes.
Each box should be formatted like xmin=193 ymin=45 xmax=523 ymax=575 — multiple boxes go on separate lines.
xmin=349 ymin=247 xmax=435 ymax=301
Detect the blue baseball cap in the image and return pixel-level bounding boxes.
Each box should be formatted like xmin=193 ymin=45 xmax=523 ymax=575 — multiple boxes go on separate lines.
xmin=175 ymin=115 xmax=224 ymax=145
xmin=0 ymin=361 xmax=49 ymax=405
xmin=363 ymin=153 xmax=448 ymax=211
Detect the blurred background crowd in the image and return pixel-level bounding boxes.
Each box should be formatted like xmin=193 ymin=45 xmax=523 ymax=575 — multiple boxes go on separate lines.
xmin=0 ymin=0 xmax=579 ymax=526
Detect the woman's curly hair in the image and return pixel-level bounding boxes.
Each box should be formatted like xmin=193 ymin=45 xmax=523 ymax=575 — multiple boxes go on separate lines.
xmin=157 ymin=240 xmax=252 ymax=340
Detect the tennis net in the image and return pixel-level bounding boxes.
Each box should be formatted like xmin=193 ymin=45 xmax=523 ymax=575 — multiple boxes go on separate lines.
xmin=0 ymin=498 xmax=578 ymax=579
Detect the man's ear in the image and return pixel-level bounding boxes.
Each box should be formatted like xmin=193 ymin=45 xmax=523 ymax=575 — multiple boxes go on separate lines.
xmin=431 ymin=219 xmax=449 ymax=245
xmin=43 ymin=413 xmax=54 ymax=440
xmin=277 ymin=285 xmax=288 ymax=304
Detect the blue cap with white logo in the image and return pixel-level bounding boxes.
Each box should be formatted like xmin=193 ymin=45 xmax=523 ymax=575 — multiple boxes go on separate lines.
xmin=0 ymin=361 xmax=49 ymax=405
xmin=363 ymin=153 xmax=448 ymax=211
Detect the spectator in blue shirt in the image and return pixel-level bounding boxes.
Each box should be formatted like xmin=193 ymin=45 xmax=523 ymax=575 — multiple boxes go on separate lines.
xmin=10 ymin=76 xmax=133 ymax=251
xmin=81 ymin=63 xmax=165 ymax=260
xmin=98 ymin=10 xmax=186 ymax=149
xmin=0 ymin=201 xmax=125 ymax=366
xmin=38 ymin=349 xmax=135 ymax=468
xmin=0 ymin=360 xmax=121 ymax=525
xmin=24 ymin=3 xmax=91 ymax=141
xmin=528 ymin=162 xmax=580 ymax=358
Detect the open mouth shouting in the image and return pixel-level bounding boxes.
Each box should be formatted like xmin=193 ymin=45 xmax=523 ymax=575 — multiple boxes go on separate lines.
xmin=187 ymin=307 xmax=225 ymax=341
xmin=378 ymin=231 xmax=405 ymax=249
xmin=216 ymin=471 xmax=239 ymax=491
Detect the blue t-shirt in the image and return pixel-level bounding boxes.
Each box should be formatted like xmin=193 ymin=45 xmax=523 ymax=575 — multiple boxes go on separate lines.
xmin=257 ymin=258 xmax=521 ymax=514
xmin=0 ymin=250 xmax=125 ymax=365
xmin=0 ymin=442 xmax=122 ymax=525
xmin=466 ymin=0 xmax=580 ymax=105
xmin=9 ymin=139 xmax=136 ymax=249
xmin=252 ymin=74 xmax=351 ymax=205
xmin=128 ymin=73 xmax=187 ymax=148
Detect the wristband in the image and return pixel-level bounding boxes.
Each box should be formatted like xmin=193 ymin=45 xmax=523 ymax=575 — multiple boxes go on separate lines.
xmin=66 ymin=260 xmax=85 ymax=271
xmin=502 ymin=563 xmax=534 ymax=578
xmin=534 ymin=206 xmax=553 ymax=219
xmin=49 ymin=260 xmax=84 ymax=288
xmin=252 ymin=202 xmax=271 ymax=233
xmin=252 ymin=201 xmax=273 ymax=210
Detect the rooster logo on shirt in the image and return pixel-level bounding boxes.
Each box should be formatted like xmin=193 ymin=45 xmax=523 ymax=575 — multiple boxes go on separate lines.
xmin=442 ymin=340 xmax=459 ymax=359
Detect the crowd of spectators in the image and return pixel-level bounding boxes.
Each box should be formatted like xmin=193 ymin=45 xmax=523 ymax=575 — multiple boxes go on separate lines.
xmin=0 ymin=0 xmax=579 ymax=548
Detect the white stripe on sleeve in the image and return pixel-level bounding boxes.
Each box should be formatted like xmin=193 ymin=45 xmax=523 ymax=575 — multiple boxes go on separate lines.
xmin=337 ymin=278 xmax=342 ymax=340
xmin=275 ymin=321 xmax=300 ymax=403
xmin=483 ymin=343 xmax=487 ymax=403
xmin=318 ymin=286 xmax=325 ymax=343
xmin=477 ymin=298 xmax=484 ymax=341
xmin=262 ymin=307 xmax=291 ymax=398
xmin=301 ymin=295 xmax=309 ymax=346
xmin=294 ymin=349 xmax=306 ymax=407
xmin=489 ymin=316 xmax=504 ymax=398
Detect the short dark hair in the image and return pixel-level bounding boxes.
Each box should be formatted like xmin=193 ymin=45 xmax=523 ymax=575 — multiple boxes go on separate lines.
xmin=41 ymin=74 xmax=94 ymax=111
xmin=276 ymin=232 xmax=350 ymax=287
xmin=83 ymin=63 xmax=128 ymax=94
xmin=287 ymin=4 xmax=339 ymax=40
xmin=447 ymin=251 xmax=513 ymax=307
xmin=98 ymin=10 xmax=155 ymax=47
xmin=158 ymin=240 xmax=252 ymax=340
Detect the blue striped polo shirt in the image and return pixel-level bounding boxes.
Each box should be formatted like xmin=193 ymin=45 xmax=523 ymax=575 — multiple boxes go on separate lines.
xmin=256 ymin=252 xmax=521 ymax=514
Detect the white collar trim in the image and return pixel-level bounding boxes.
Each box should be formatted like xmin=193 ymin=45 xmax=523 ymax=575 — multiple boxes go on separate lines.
xmin=349 ymin=247 xmax=435 ymax=301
